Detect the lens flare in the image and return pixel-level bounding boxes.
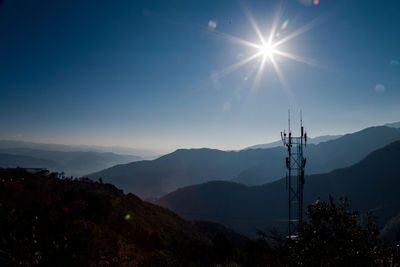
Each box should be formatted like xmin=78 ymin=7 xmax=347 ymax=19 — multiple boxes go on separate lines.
xmin=281 ymin=19 xmax=290 ymax=30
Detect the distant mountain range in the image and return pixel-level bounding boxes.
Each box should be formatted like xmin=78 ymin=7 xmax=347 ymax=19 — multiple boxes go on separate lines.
xmin=0 ymin=140 xmax=161 ymax=159
xmin=245 ymin=121 xmax=400 ymax=150
xmin=89 ymin=126 xmax=400 ymax=197
xmin=385 ymin=121 xmax=400 ymax=128
xmin=0 ymin=148 xmax=141 ymax=177
xmin=89 ymin=147 xmax=286 ymax=198
xmin=0 ymin=153 xmax=63 ymax=170
xmin=234 ymin=126 xmax=400 ymax=185
xmin=244 ymin=134 xmax=342 ymax=150
xmin=158 ymin=140 xmax=400 ymax=238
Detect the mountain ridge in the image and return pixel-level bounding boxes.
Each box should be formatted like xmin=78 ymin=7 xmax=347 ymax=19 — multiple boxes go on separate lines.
xmin=0 ymin=168 xmax=250 ymax=265
xmin=89 ymin=126 xmax=400 ymax=196
xmin=89 ymin=146 xmax=285 ymax=198
xmin=0 ymin=148 xmax=142 ymax=177
xmin=0 ymin=139 xmax=160 ymax=159
xmin=159 ymin=140 xmax=400 ymax=237
xmin=233 ymin=126 xmax=400 ymax=185
xmin=245 ymin=134 xmax=342 ymax=150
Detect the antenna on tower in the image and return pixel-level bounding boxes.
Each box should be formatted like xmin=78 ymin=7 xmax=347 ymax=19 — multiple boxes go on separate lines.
xmin=300 ymin=110 xmax=304 ymax=139
xmin=281 ymin=110 xmax=307 ymax=238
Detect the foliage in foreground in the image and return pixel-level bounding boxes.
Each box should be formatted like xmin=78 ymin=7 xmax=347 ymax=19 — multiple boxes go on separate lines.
xmin=0 ymin=168 xmax=396 ymax=266
xmin=0 ymin=168 xmax=211 ymax=266
xmin=281 ymin=196 xmax=392 ymax=266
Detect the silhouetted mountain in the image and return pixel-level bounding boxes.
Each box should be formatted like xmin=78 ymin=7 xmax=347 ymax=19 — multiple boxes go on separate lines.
xmin=234 ymin=126 xmax=400 ymax=185
xmin=0 ymin=168 xmax=253 ymax=266
xmin=385 ymin=121 xmax=400 ymax=128
xmin=159 ymin=140 xmax=400 ymax=237
xmin=381 ymin=212 xmax=400 ymax=242
xmin=0 ymin=153 xmax=63 ymax=170
xmin=244 ymin=120 xmax=400 ymax=151
xmin=90 ymin=126 xmax=400 ymax=197
xmin=0 ymin=148 xmax=141 ymax=177
xmin=192 ymin=221 xmax=248 ymax=248
xmin=89 ymin=147 xmax=286 ymax=198
xmin=245 ymin=134 xmax=342 ymax=150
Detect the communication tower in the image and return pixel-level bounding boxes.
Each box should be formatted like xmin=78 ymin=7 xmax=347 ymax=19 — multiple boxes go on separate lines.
xmin=280 ymin=111 xmax=307 ymax=238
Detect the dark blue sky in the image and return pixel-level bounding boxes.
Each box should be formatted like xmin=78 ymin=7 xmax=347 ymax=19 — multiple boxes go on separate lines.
xmin=0 ymin=0 xmax=399 ymax=152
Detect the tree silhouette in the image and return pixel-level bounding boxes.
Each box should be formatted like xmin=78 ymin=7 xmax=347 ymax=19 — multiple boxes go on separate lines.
xmin=287 ymin=196 xmax=391 ymax=266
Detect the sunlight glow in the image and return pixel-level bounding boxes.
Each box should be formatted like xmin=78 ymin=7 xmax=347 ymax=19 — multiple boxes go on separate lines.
xmin=209 ymin=5 xmax=321 ymax=92
xmin=260 ymin=42 xmax=274 ymax=58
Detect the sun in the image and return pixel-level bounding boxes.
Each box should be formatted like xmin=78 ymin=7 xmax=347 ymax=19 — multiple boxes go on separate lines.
xmin=259 ymin=42 xmax=275 ymax=58
xmin=208 ymin=5 xmax=320 ymax=91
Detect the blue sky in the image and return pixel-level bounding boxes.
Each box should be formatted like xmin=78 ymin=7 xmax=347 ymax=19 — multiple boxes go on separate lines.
xmin=0 ymin=0 xmax=399 ymax=152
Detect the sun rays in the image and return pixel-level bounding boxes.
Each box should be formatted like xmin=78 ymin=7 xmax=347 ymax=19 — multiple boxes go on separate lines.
xmin=210 ymin=5 xmax=321 ymax=93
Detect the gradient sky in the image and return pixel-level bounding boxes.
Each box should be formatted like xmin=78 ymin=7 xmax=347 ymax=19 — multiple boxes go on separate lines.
xmin=0 ymin=0 xmax=399 ymax=152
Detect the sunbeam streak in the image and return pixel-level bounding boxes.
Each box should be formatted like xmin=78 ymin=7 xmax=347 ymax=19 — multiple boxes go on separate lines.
xmin=272 ymin=16 xmax=323 ymax=48
xmin=270 ymin=56 xmax=296 ymax=104
xmin=214 ymin=51 xmax=263 ymax=79
xmin=252 ymin=55 xmax=268 ymax=92
xmin=268 ymin=5 xmax=283 ymax=45
xmin=243 ymin=5 xmax=266 ymax=46
xmin=208 ymin=5 xmax=321 ymax=93
xmin=270 ymin=56 xmax=288 ymax=91
xmin=273 ymin=50 xmax=324 ymax=69
xmin=209 ymin=29 xmax=261 ymax=49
